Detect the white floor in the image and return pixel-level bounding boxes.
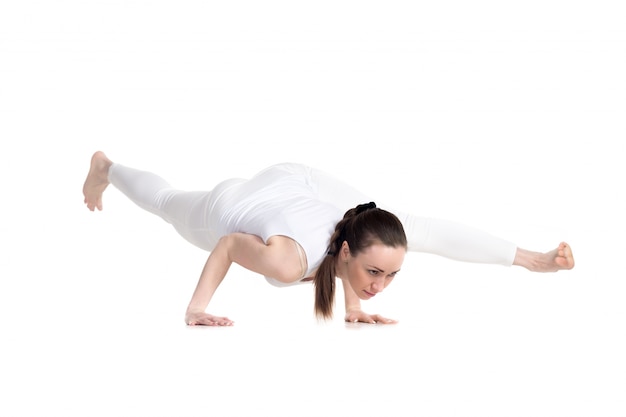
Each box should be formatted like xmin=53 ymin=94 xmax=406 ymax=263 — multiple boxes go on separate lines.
xmin=1 ymin=2 xmax=625 ymax=416
xmin=2 ymin=217 xmax=624 ymax=417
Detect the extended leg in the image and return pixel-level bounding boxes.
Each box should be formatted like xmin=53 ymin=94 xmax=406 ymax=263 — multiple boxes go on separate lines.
xmin=308 ymin=164 xmax=574 ymax=272
xmin=308 ymin=165 xmax=517 ymax=265
xmin=397 ymin=212 xmax=574 ymax=272
xmin=397 ymin=212 xmax=518 ymax=265
xmin=83 ymin=151 xmax=215 ymax=250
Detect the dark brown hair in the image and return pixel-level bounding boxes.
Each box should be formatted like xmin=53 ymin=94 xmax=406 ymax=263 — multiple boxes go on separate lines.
xmin=313 ymin=202 xmax=407 ymax=320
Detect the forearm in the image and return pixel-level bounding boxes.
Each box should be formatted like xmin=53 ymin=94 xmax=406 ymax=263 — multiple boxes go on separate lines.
xmin=341 ymin=277 xmax=397 ymax=324
xmin=342 ymin=279 xmax=362 ymax=313
xmin=186 ymin=236 xmax=233 ymax=313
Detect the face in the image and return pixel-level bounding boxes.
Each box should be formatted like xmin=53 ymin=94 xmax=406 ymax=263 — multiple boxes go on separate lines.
xmin=341 ymin=242 xmax=406 ymax=300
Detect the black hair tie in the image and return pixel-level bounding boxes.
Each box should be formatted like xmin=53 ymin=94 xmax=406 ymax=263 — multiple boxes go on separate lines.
xmin=355 ymin=201 xmax=377 ymax=214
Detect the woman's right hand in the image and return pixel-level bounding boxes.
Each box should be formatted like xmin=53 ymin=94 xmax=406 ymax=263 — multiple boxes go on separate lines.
xmin=185 ymin=311 xmax=234 ymax=326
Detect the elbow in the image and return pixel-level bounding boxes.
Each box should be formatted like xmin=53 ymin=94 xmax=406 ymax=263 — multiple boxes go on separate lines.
xmin=217 ymin=235 xmax=235 ymax=262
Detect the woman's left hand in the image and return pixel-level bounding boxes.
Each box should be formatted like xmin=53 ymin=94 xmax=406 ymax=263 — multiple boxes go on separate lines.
xmin=344 ymin=309 xmax=398 ymax=324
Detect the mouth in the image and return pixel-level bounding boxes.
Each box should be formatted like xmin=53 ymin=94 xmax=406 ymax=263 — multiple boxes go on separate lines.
xmin=363 ymin=290 xmax=376 ymax=298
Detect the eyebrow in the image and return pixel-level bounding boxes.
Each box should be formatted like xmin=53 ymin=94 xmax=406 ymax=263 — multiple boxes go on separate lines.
xmin=367 ymin=265 xmax=401 ymax=274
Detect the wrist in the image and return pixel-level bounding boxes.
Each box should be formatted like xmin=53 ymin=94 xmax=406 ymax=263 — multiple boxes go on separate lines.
xmin=186 ymin=305 xmax=205 ymax=314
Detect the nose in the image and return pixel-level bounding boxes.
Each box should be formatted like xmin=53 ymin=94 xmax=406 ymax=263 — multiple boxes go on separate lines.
xmin=370 ymin=277 xmax=385 ymax=293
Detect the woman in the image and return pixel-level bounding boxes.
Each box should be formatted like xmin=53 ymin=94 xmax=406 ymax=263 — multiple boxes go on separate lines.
xmin=83 ymin=151 xmax=575 ymax=326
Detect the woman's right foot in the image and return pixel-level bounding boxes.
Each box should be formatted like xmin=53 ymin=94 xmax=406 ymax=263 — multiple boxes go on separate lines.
xmin=513 ymin=242 xmax=575 ymax=272
xmin=83 ymin=151 xmax=113 ymax=211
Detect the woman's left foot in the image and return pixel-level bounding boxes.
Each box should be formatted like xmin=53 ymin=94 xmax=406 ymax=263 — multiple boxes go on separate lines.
xmin=83 ymin=151 xmax=113 ymax=211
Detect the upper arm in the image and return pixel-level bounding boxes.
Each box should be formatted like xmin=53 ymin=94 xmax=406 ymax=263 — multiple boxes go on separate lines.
xmin=224 ymin=233 xmax=304 ymax=284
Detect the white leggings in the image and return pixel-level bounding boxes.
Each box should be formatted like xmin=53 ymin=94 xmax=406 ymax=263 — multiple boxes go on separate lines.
xmin=108 ymin=163 xmax=517 ymax=266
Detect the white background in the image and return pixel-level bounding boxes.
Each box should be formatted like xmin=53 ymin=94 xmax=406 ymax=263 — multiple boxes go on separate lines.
xmin=1 ymin=1 xmax=625 ymax=416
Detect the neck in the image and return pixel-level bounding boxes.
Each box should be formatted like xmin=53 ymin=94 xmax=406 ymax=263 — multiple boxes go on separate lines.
xmin=334 ymin=256 xmax=347 ymax=280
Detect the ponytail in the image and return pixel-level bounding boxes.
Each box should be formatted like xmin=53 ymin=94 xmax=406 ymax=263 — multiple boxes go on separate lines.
xmin=313 ymin=202 xmax=407 ymax=320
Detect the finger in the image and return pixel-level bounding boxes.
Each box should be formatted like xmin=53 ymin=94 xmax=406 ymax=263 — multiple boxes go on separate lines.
xmin=194 ymin=317 xmax=221 ymax=326
xmin=345 ymin=316 xmax=358 ymax=323
xmin=212 ymin=317 xmax=234 ymax=326
xmin=344 ymin=313 xmax=358 ymax=323
xmin=372 ymin=315 xmax=398 ymax=324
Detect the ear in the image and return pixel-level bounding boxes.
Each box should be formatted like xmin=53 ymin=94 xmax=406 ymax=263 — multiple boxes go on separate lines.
xmin=340 ymin=241 xmax=351 ymax=261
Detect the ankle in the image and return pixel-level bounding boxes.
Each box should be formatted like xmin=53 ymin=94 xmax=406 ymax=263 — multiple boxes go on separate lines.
xmin=513 ymin=248 xmax=534 ymax=271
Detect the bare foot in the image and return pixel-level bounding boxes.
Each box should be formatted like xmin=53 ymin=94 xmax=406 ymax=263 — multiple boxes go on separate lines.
xmin=553 ymin=242 xmax=575 ymax=270
xmin=83 ymin=151 xmax=113 ymax=211
xmin=513 ymin=242 xmax=575 ymax=272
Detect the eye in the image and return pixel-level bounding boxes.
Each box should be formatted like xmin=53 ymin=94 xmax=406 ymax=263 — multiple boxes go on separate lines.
xmin=368 ymin=270 xmax=380 ymax=276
